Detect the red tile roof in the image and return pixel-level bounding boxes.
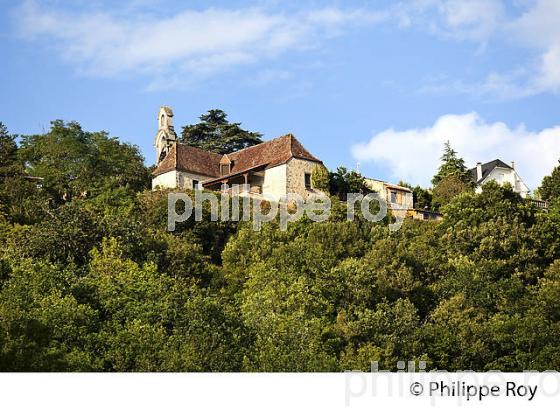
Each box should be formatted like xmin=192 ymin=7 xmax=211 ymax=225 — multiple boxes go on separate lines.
xmin=152 ymin=143 xmax=222 ymax=177
xmin=152 ymin=134 xmax=322 ymax=178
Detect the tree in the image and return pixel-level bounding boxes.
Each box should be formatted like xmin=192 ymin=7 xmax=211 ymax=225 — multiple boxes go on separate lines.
xmin=0 ymin=258 xmax=99 ymax=371
xmin=83 ymin=238 xmax=248 ymax=371
xmin=539 ymin=160 xmax=560 ymax=202
xmin=311 ymin=165 xmax=330 ymax=192
xmin=0 ymin=122 xmax=47 ymax=224
xmin=432 ymin=174 xmax=473 ymax=210
xmin=180 ymin=109 xmax=263 ymax=154
xmin=328 ymin=167 xmax=370 ymax=200
xmin=0 ymin=122 xmax=22 ymax=179
xmin=4 ymin=118 xmax=560 ymax=373
xmin=18 ymin=120 xmax=150 ymax=203
xmin=413 ymin=186 xmax=433 ymax=209
xmin=432 ymin=141 xmax=473 ymax=187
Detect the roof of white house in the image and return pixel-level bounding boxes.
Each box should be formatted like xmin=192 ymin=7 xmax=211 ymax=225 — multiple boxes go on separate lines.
xmin=469 ymin=159 xmax=513 ymax=184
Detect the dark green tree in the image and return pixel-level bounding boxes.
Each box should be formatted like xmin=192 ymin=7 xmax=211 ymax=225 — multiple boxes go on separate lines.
xmin=180 ymin=109 xmax=262 ymax=154
xmin=328 ymin=167 xmax=370 ymax=200
xmin=0 ymin=122 xmax=22 ymax=179
xmin=432 ymin=174 xmax=473 ymax=210
xmin=18 ymin=120 xmax=150 ymax=202
xmin=431 ymin=141 xmax=473 ymax=187
xmin=539 ymin=160 xmax=560 ymax=202
xmin=0 ymin=122 xmax=48 ymax=224
xmin=311 ymin=165 xmax=330 ymax=192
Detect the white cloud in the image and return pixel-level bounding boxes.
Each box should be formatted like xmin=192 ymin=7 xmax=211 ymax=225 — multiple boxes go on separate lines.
xmin=396 ymin=0 xmax=505 ymax=41
xmin=408 ymin=0 xmax=560 ymax=98
xmin=481 ymin=0 xmax=560 ymax=97
xmin=352 ymin=113 xmax=560 ymax=189
xmin=15 ymin=1 xmax=386 ymax=88
xmin=14 ymin=0 xmax=560 ymax=98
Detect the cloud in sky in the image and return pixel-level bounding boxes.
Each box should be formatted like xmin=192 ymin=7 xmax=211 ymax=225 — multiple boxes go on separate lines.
xmin=509 ymin=0 xmax=560 ymax=95
xmin=15 ymin=1 xmax=386 ymax=89
xmin=13 ymin=0 xmax=560 ymax=97
xmin=408 ymin=0 xmax=560 ymax=99
xmin=400 ymin=0 xmax=505 ymax=41
xmin=352 ymin=112 xmax=560 ymax=189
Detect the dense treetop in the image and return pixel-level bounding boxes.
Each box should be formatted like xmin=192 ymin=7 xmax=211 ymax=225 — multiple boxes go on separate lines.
xmin=431 ymin=141 xmax=474 ymax=187
xmin=180 ymin=109 xmax=263 ymax=154
xmin=1 ymin=121 xmax=560 ymax=371
xmin=539 ymin=160 xmax=560 ymax=203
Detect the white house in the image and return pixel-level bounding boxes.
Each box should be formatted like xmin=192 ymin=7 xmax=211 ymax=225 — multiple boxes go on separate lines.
xmin=469 ymin=159 xmax=529 ymax=198
xmin=151 ymin=106 xmax=326 ymax=201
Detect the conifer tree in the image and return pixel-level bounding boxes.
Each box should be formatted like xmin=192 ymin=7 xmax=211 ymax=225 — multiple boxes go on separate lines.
xmin=180 ymin=109 xmax=262 ymax=154
xmin=431 ymin=141 xmax=473 ymax=187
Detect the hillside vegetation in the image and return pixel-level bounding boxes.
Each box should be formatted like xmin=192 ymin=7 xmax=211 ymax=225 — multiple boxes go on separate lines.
xmin=1 ymin=120 xmax=560 ymax=371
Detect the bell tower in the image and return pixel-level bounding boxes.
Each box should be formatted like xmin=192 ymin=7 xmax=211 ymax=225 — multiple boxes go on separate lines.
xmin=154 ymin=106 xmax=177 ymax=164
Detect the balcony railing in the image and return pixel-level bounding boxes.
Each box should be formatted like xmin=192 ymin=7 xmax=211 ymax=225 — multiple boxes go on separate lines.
xmin=526 ymin=199 xmax=548 ymax=209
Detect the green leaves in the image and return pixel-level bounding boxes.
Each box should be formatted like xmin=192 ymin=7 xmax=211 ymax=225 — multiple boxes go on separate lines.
xmin=180 ymin=109 xmax=262 ymax=154
xmin=18 ymin=120 xmax=149 ymax=204
xmin=328 ymin=166 xmax=370 ymax=200
xmin=3 ymin=120 xmax=560 ymax=372
xmin=538 ymin=159 xmax=560 ymax=202
xmin=432 ymin=141 xmax=473 ymax=187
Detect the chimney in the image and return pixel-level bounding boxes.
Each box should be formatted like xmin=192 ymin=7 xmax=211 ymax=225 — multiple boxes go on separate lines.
xmin=511 ymin=161 xmax=515 ymax=169
xmin=476 ymin=162 xmax=482 ymax=181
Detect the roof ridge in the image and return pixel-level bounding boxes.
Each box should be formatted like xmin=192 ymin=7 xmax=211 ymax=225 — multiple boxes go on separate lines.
xmin=286 ymin=133 xmax=322 ymax=163
xmin=227 ymin=133 xmax=293 ymax=156
xmin=469 ymin=158 xmax=512 ymax=170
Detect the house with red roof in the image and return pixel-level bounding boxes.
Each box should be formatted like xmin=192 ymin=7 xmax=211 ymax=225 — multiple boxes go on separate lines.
xmin=152 ymin=107 xmax=326 ymax=200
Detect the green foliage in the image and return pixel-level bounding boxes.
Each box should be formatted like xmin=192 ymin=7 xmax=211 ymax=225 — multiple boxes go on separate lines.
xmin=2 ymin=122 xmax=560 ymax=372
xmin=328 ymin=167 xmax=370 ymax=200
xmin=0 ymin=122 xmax=22 ymax=179
xmin=539 ymin=159 xmax=560 ymax=202
xmin=0 ymin=258 xmax=99 ymax=370
xmin=432 ymin=141 xmax=473 ymax=187
xmin=18 ymin=120 xmax=149 ymax=203
xmin=311 ymin=165 xmax=330 ymax=192
xmin=413 ymin=186 xmax=433 ymax=209
xmin=180 ymin=109 xmax=263 ymax=154
xmin=0 ymin=123 xmax=47 ymax=224
xmin=432 ymin=174 xmax=473 ymax=210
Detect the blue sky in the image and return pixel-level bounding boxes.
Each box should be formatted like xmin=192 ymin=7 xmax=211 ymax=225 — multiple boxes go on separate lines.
xmin=1 ymin=0 xmax=560 ymax=189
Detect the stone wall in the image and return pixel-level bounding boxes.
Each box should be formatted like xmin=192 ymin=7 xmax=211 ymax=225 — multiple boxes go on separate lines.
xmin=177 ymin=171 xmax=213 ymax=190
xmin=153 ymin=159 xmax=328 ymax=200
xmin=365 ymin=178 xmax=413 ymax=215
xmin=285 ymin=158 xmax=327 ymax=198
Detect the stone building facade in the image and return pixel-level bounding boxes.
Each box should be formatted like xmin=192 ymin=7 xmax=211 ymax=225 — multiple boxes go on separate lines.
xmin=365 ymin=178 xmax=414 ymax=217
xmin=151 ymin=106 xmax=326 ymax=201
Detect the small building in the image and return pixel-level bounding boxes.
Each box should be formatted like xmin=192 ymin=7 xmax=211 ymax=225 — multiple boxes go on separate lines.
xmin=151 ymin=106 xmax=326 ymax=201
xmin=469 ymin=159 xmax=529 ymax=198
xmin=407 ymin=208 xmax=443 ymax=221
xmin=364 ymin=178 xmax=414 ymax=218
